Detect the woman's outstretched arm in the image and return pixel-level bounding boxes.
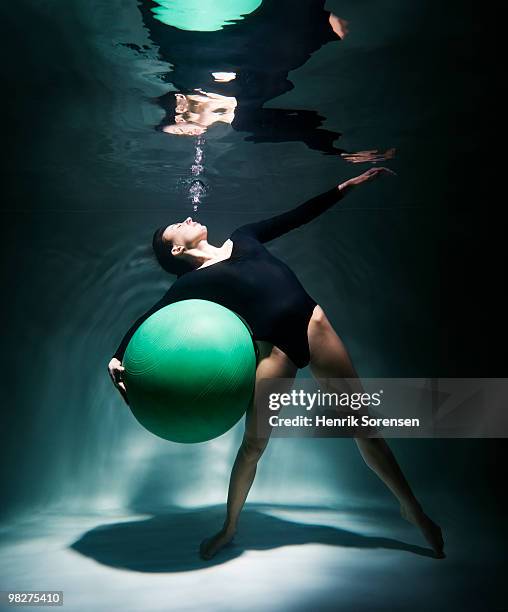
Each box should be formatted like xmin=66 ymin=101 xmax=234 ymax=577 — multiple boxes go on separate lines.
xmin=232 ymin=167 xmax=395 ymax=243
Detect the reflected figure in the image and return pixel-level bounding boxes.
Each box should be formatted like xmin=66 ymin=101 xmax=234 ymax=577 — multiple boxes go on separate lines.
xmin=341 ymin=148 xmax=397 ymax=164
xmin=162 ymin=90 xmax=237 ymax=136
xmin=136 ymin=0 xmax=357 ymax=154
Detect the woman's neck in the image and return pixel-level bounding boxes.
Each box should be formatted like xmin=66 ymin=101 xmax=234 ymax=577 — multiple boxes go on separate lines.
xmin=192 ymin=239 xmax=233 ymax=269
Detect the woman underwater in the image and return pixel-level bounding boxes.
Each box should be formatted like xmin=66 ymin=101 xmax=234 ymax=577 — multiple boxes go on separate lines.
xmin=108 ymin=167 xmax=445 ymax=560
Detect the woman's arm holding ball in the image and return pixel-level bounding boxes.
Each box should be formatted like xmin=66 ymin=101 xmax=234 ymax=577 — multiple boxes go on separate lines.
xmin=107 ymin=357 xmax=129 ymax=406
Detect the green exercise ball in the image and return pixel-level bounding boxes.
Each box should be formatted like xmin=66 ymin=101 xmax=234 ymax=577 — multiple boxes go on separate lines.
xmin=123 ymin=299 xmax=257 ymax=443
xmin=151 ymin=0 xmax=263 ymax=32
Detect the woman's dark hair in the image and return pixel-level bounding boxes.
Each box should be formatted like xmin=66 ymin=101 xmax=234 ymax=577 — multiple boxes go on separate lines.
xmin=155 ymin=91 xmax=188 ymax=133
xmin=152 ymin=226 xmax=194 ymax=278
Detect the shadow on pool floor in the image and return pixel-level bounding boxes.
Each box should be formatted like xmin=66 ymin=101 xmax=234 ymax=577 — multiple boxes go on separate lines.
xmin=70 ymin=504 xmax=436 ymax=572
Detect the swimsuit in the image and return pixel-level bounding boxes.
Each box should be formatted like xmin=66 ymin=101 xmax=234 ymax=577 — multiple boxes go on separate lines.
xmin=113 ymin=185 xmax=344 ymax=368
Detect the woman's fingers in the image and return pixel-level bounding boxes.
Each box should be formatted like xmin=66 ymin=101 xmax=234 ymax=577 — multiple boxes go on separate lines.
xmin=115 ymin=379 xmax=129 ymax=405
xmin=118 ymin=383 xmax=130 ymax=406
xmin=371 ymin=166 xmax=397 ymax=176
xmin=107 ymin=360 xmax=129 ymax=404
xmin=345 ymin=166 xmax=397 ymax=188
xmin=112 ymin=366 xmax=125 ymax=383
xmin=362 ymin=167 xmax=397 ymax=180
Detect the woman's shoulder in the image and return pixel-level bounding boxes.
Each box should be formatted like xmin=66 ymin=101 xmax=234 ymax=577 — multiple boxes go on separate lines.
xmin=230 ymin=226 xmax=259 ymax=243
xmin=221 ymin=237 xmax=234 ymax=251
xmin=229 ymin=227 xmax=267 ymax=257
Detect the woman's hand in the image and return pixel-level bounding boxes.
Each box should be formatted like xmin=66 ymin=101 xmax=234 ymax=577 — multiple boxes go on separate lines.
xmin=339 ymin=166 xmax=396 ymax=191
xmin=107 ymin=357 xmax=129 ymax=406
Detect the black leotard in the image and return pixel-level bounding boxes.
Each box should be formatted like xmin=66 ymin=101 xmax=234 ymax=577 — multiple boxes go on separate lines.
xmin=113 ymin=185 xmax=345 ymax=368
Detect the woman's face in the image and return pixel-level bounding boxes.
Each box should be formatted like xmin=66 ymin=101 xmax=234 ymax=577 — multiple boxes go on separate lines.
xmin=162 ymin=217 xmax=207 ymax=250
xmin=162 ymin=123 xmax=206 ymax=136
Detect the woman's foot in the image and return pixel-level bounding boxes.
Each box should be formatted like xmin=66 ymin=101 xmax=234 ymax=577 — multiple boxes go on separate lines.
xmin=199 ymin=528 xmax=236 ymax=560
xmin=400 ymin=504 xmax=445 ymax=558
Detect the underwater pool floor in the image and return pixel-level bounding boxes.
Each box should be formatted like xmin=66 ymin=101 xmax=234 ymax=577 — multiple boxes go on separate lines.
xmin=0 ymin=503 xmax=503 ymax=612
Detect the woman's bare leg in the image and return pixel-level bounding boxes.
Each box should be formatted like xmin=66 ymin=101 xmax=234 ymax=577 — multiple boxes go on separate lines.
xmin=200 ymin=342 xmax=298 ymax=560
xmin=307 ymin=305 xmax=445 ymax=558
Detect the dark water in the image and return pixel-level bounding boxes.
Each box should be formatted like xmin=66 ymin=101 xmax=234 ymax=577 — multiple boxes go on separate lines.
xmin=0 ymin=0 xmax=504 ymax=587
